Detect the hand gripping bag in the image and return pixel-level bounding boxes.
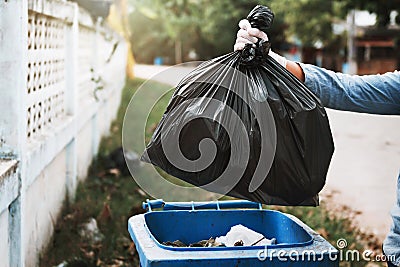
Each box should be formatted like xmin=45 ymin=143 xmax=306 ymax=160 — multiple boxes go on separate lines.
xmin=141 ymin=6 xmax=334 ymax=206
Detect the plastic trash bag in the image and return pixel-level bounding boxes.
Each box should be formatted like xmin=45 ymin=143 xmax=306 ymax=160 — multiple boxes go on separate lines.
xmin=215 ymin=224 xmax=276 ymax=247
xmin=142 ymin=5 xmax=334 ymax=206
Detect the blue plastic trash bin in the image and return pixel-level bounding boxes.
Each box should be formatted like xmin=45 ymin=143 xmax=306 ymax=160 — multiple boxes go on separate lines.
xmin=128 ymin=199 xmax=339 ymax=266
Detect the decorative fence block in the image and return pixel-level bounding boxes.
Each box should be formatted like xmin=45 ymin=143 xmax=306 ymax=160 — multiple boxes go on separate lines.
xmin=0 ymin=0 xmax=127 ymax=266
xmin=26 ymin=13 xmax=67 ymax=139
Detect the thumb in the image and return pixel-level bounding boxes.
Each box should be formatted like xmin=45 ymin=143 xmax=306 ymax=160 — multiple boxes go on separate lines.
xmin=238 ymin=19 xmax=251 ymax=31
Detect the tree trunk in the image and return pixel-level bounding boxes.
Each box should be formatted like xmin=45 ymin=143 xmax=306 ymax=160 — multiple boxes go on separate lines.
xmin=175 ymin=39 xmax=182 ymax=64
xmin=347 ymin=10 xmax=357 ymax=74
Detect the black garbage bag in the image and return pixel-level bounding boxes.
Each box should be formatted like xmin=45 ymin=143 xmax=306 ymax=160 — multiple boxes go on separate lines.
xmin=141 ymin=5 xmax=334 ymax=206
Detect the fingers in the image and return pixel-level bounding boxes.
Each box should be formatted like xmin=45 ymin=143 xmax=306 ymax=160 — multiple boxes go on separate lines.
xmin=234 ymin=43 xmax=246 ymax=51
xmin=235 ymin=19 xmax=269 ymax=51
xmin=234 ymin=37 xmax=255 ymax=51
xmin=238 ymin=19 xmax=269 ymax=41
xmin=236 ymin=36 xmax=252 ymax=44
xmin=237 ymin=29 xmax=258 ymax=44
xmin=247 ymin=28 xmax=268 ymax=41
xmin=238 ymin=19 xmax=251 ymax=31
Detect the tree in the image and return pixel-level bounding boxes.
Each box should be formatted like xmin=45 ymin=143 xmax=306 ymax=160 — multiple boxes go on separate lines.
xmin=269 ymin=0 xmax=338 ymax=48
xmin=127 ymin=0 xmax=287 ymax=62
xmin=128 ymin=1 xmax=174 ymax=64
xmin=198 ymin=0 xmax=287 ymax=56
xmin=151 ymin=0 xmax=204 ymax=63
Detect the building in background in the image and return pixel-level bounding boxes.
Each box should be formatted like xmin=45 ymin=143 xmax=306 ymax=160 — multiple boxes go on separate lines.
xmin=355 ymin=27 xmax=400 ymax=75
xmin=289 ymin=10 xmax=400 ymax=75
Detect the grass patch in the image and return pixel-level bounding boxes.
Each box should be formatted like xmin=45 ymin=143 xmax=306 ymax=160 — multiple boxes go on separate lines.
xmin=40 ymin=78 xmax=382 ymax=267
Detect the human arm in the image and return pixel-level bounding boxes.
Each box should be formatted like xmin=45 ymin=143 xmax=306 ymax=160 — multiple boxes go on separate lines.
xmin=286 ymin=61 xmax=305 ymax=82
xmin=234 ymin=20 xmax=400 ymax=115
xmin=299 ymin=64 xmax=400 ymax=115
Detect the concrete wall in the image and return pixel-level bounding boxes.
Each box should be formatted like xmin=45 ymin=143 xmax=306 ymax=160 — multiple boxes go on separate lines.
xmin=0 ymin=0 xmax=127 ymax=266
xmin=24 ymin=150 xmax=67 ymax=265
xmin=0 ymin=208 xmax=10 ymax=267
xmin=0 ymin=160 xmax=19 ymax=267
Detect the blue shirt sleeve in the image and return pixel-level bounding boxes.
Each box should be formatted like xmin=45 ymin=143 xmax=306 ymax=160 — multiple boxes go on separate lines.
xmin=299 ymin=63 xmax=400 ymax=115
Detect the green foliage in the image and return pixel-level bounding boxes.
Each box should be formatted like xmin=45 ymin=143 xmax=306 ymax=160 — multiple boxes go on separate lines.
xmin=270 ymin=0 xmax=337 ymax=47
xmin=128 ymin=0 xmax=286 ymax=62
xmin=128 ymin=6 xmax=174 ymax=64
xmin=128 ymin=0 xmax=399 ymax=62
xmin=197 ymin=0 xmax=287 ymax=55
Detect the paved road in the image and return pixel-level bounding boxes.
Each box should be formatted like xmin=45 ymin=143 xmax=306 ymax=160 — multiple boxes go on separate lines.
xmin=134 ymin=64 xmax=400 ymax=239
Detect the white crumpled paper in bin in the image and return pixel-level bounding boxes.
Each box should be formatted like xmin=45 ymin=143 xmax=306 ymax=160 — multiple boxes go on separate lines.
xmin=215 ymin=224 xmax=276 ymax=247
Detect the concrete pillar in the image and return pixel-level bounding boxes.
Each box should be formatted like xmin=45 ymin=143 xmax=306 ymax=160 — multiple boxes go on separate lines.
xmin=65 ymin=3 xmax=79 ymax=202
xmin=0 ymin=0 xmax=28 ymax=159
xmin=91 ymin=17 xmax=102 ymax=157
xmin=0 ymin=1 xmax=28 ymax=265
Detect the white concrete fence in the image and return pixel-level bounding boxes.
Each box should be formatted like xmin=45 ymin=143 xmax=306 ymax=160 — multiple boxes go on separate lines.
xmin=0 ymin=0 xmax=127 ymax=266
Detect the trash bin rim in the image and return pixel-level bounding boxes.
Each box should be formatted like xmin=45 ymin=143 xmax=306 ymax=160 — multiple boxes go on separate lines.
xmin=142 ymin=209 xmax=314 ymax=251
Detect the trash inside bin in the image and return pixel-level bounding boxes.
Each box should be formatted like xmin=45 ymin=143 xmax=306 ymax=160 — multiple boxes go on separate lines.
xmin=214 ymin=224 xmax=276 ymax=247
xmin=128 ymin=199 xmax=339 ymax=267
